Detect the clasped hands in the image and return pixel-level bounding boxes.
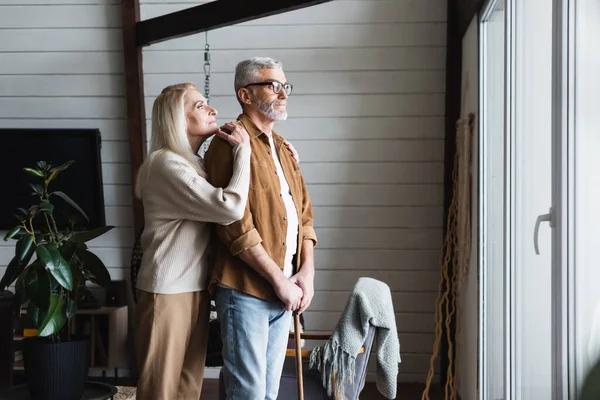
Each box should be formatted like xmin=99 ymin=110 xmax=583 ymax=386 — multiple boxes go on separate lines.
xmin=274 ymin=269 xmax=314 ymax=314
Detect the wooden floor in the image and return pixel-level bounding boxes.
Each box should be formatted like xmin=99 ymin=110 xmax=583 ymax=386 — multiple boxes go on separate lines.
xmin=199 ymin=380 xmax=444 ymax=399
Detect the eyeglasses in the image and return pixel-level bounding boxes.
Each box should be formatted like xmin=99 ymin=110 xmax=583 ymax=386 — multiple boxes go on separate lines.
xmin=244 ymin=81 xmax=293 ymax=96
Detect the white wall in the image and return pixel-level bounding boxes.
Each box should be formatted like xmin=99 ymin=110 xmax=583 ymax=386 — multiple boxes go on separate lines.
xmin=456 ymin=16 xmax=478 ymax=400
xmin=0 ymin=0 xmax=448 ymax=383
xmin=0 ymin=1 xmax=132 ymax=287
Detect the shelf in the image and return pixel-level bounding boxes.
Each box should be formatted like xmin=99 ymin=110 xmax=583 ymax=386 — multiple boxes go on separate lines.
xmin=12 ymin=305 xmax=128 ymax=372
xmin=14 ymin=361 xmax=118 ymax=373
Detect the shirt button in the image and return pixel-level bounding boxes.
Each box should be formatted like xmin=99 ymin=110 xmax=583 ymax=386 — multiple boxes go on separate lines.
xmin=280 ymin=193 xmax=283 ymax=197
xmin=283 ymin=242 xmax=286 ymax=246
xmin=268 ymin=151 xmax=271 ymax=154
xmin=283 ymin=216 xmax=287 ymax=221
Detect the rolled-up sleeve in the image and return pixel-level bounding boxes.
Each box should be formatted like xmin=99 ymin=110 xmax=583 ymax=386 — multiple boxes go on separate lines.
xmin=299 ymin=173 xmax=318 ymax=246
xmin=204 ymin=137 xmax=263 ymax=255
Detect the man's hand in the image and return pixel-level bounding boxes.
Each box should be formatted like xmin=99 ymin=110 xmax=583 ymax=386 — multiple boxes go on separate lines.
xmin=290 ymin=267 xmax=315 ymax=314
xmin=273 ymin=276 xmax=303 ymax=312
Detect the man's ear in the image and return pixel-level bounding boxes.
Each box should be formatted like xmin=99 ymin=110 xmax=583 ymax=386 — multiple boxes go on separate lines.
xmin=237 ymin=88 xmax=253 ymax=106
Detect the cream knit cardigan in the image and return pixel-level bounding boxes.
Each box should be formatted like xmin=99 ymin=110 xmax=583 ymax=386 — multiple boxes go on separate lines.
xmin=136 ymin=143 xmax=251 ymax=294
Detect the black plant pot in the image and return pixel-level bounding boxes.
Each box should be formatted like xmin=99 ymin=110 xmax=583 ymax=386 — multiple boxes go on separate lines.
xmin=22 ymin=336 xmax=91 ymax=400
xmin=0 ymin=294 xmax=15 ymax=391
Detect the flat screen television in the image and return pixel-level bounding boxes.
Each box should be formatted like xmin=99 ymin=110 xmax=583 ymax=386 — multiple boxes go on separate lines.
xmin=0 ymin=129 xmax=106 ymax=231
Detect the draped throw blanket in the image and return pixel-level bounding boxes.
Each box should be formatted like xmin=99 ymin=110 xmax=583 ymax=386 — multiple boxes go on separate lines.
xmin=309 ymin=277 xmax=401 ymax=399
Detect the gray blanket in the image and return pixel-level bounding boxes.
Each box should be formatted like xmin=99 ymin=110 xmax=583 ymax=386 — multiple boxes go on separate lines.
xmin=309 ymin=277 xmax=401 ymax=399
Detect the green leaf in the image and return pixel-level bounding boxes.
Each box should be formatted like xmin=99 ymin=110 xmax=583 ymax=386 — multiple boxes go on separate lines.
xmin=36 ymin=161 xmax=48 ymax=171
xmin=23 ymin=168 xmax=44 ymax=178
xmin=51 ymin=191 xmax=88 ymax=222
xmin=78 ymin=249 xmax=111 ymax=288
xmin=15 ymin=235 xmax=34 ymax=262
xmin=35 ymin=244 xmax=73 ymax=291
xmin=23 ymin=263 xmax=51 ymax=312
xmin=28 ymin=184 xmax=43 ymax=196
xmin=3 ymin=226 xmax=21 ymax=241
xmin=27 ymin=205 xmax=40 ymax=216
xmin=0 ymin=257 xmax=24 ymax=291
xmin=65 ymin=298 xmax=77 ymax=319
xmin=27 ymin=301 xmax=45 ymax=329
xmin=69 ymin=226 xmax=113 ymax=245
xmin=1 ymin=242 xmax=35 ymax=290
xmin=37 ymin=294 xmax=66 ymax=337
xmin=17 ymin=208 xmax=28 ymax=216
xmin=39 ymin=201 xmax=54 ymax=214
xmin=48 ymin=274 xmax=60 ymax=291
xmin=49 ymin=160 xmax=74 ymax=174
xmin=59 ymin=241 xmax=78 ymax=264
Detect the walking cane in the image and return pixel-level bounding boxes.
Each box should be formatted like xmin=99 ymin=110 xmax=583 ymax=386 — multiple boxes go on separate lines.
xmin=294 ymin=312 xmax=304 ymax=400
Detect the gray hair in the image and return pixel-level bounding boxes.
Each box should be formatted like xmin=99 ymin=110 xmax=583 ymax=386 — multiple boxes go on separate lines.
xmin=234 ymin=57 xmax=283 ymax=93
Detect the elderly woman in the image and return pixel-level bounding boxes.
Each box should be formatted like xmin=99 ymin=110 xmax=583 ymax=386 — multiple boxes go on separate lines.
xmin=133 ymin=82 xmax=251 ymax=400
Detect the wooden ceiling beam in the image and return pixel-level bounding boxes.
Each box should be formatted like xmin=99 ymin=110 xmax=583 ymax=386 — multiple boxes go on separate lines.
xmin=121 ymin=0 xmax=147 ymax=236
xmin=136 ymin=0 xmax=333 ymax=47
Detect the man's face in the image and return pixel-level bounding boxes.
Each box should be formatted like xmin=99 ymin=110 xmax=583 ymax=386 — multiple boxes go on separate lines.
xmin=248 ymin=68 xmax=289 ymax=121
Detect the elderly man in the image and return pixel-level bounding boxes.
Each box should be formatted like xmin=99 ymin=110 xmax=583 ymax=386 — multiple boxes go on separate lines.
xmin=204 ymin=57 xmax=317 ymax=400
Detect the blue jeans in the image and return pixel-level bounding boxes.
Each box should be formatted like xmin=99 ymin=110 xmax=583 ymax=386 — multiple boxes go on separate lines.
xmin=216 ymin=286 xmax=292 ymax=400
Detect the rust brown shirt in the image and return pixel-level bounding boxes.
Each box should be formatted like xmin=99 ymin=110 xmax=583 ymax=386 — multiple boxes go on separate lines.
xmin=204 ymin=114 xmax=318 ymax=302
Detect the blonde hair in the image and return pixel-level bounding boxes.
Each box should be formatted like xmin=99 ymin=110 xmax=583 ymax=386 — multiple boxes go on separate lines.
xmin=135 ymin=82 xmax=202 ymax=199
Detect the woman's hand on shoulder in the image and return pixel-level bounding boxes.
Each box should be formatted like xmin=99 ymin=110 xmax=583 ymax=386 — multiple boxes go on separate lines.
xmin=284 ymin=140 xmax=300 ymax=164
xmin=215 ymin=122 xmax=250 ymax=147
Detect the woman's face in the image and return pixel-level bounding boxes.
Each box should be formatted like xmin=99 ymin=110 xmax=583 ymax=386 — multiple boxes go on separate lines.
xmin=184 ymin=90 xmax=218 ymax=137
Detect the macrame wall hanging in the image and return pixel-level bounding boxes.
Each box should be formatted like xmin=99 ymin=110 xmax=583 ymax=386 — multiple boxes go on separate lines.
xmin=422 ymin=113 xmax=475 ymax=400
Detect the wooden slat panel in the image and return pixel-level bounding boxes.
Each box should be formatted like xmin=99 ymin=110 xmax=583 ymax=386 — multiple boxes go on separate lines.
xmin=101 ymin=142 xmax=131 ymax=163
xmin=0 ymin=52 xmax=123 ymax=74
xmin=0 ymin=5 xmax=121 ymax=28
xmin=144 ymin=94 xmax=445 ymax=118
xmin=103 ymin=185 xmax=133 ymax=206
xmin=102 ymin=163 xmax=131 ymax=185
xmin=148 ymin=23 xmax=446 ymax=50
xmin=0 ymin=98 xmax=125 ymax=119
xmin=312 ymin=206 xmax=443 ymax=228
xmin=0 ymin=75 xmax=125 ymax=97
xmin=313 ymin=270 xmax=440 ymax=292
xmin=105 ymin=206 xmax=134 ymax=228
xmin=294 ymin=139 xmax=444 ymax=162
xmin=307 ymin=184 xmax=443 ymax=206
xmin=313 ymin=227 xmax=442 ymax=250
xmin=113 ymin=155 xmax=443 ymax=184
xmin=0 ymin=119 xmax=127 ymax=141
xmin=142 ymin=47 xmax=447 ymax=72
xmin=310 ymin=291 xmax=438 ymax=313
xmin=147 ymin=117 xmax=445 ymax=140
xmin=141 ymin=0 xmax=446 ymax=24
xmin=0 ymin=29 xmax=122 ymax=52
xmin=313 ymin=249 xmax=441 ymax=271
xmin=144 ymin=70 xmax=446 ymax=96
xmin=302 ymin=310 xmax=434 ymax=333
xmin=302 ymin=162 xmax=444 ymax=184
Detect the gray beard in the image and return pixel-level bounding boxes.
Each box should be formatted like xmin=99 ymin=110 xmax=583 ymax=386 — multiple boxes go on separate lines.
xmin=253 ymin=98 xmax=288 ymax=121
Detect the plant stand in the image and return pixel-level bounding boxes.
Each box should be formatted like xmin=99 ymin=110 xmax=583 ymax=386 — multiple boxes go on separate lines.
xmin=0 ymin=296 xmax=14 ymax=391
xmin=0 ymin=381 xmax=117 ymax=400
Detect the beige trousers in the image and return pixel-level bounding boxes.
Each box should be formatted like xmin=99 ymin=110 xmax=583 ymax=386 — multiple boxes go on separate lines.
xmin=136 ymin=290 xmax=210 ymax=400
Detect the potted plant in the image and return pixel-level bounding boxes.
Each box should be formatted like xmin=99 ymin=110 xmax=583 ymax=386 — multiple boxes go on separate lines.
xmin=0 ymin=160 xmax=113 ymax=400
